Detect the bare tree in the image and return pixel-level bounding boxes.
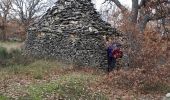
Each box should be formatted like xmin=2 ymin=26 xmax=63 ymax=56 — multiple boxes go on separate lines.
xmin=102 ymin=0 xmax=170 ymax=67
xmin=0 ymin=0 xmax=12 ymax=40
xmin=104 ymin=0 xmax=170 ymax=32
xmin=12 ymin=0 xmax=47 ymax=29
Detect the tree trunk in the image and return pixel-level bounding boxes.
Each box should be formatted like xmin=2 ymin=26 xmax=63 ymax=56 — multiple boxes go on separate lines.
xmin=0 ymin=20 xmax=6 ymax=41
xmin=131 ymin=0 xmax=139 ymax=23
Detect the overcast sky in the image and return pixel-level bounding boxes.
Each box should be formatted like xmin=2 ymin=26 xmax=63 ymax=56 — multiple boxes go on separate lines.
xmin=45 ymin=0 xmax=132 ymax=11
xmin=93 ymin=0 xmax=132 ymax=10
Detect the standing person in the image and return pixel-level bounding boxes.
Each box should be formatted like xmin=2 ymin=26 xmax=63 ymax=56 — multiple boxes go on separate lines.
xmin=107 ymin=45 xmax=116 ymax=72
xmin=105 ymin=36 xmax=123 ymax=73
xmin=106 ymin=37 xmax=116 ymax=73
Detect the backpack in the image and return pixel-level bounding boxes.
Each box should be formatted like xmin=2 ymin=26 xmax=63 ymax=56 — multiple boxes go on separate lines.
xmin=107 ymin=43 xmax=123 ymax=58
xmin=112 ymin=47 xmax=123 ymax=59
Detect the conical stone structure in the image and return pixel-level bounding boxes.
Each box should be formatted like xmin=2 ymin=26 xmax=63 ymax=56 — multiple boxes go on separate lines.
xmin=24 ymin=0 xmax=119 ymax=67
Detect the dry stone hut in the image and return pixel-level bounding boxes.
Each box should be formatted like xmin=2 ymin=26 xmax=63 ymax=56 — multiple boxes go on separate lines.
xmin=24 ymin=0 xmax=120 ymax=67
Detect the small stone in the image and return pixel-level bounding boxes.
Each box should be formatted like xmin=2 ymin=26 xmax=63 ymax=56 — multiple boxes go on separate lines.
xmin=166 ymin=93 xmax=170 ymax=98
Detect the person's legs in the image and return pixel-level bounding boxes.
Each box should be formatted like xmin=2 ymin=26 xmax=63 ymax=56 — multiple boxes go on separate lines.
xmin=107 ymin=57 xmax=116 ymax=81
xmin=107 ymin=57 xmax=112 ymax=73
xmin=110 ymin=57 xmax=116 ymax=71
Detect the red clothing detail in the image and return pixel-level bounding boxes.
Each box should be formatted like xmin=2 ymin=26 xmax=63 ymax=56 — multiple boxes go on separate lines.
xmin=112 ymin=49 xmax=123 ymax=59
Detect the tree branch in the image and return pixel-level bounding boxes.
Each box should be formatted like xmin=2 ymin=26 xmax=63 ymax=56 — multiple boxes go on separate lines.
xmin=109 ymin=0 xmax=128 ymax=13
xmin=131 ymin=0 xmax=139 ymax=23
xmin=139 ymin=11 xmax=168 ymax=32
xmin=139 ymin=0 xmax=146 ymax=8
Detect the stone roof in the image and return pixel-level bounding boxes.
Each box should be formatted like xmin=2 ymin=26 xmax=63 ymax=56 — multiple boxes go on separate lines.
xmin=30 ymin=0 xmax=117 ymax=35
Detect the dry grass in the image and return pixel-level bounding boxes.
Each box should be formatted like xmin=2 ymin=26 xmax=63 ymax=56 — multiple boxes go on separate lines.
xmin=0 ymin=35 xmax=169 ymax=100
xmin=91 ymin=66 xmax=170 ymax=100
xmin=0 ymin=60 xmax=108 ymax=100
xmin=0 ymin=42 xmax=22 ymax=51
xmin=0 ymin=57 xmax=169 ymax=99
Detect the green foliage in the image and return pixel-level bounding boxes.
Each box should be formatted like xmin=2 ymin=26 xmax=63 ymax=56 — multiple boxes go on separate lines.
xmin=9 ymin=48 xmax=21 ymax=57
xmin=0 ymin=95 xmax=8 ymax=100
xmin=0 ymin=46 xmax=8 ymax=59
xmin=0 ymin=42 xmax=28 ymax=67
xmin=7 ymin=49 xmax=33 ymax=66
xmin=0 ymin=46 xmax=9 ymax=67
xmin=23 ymin=60 xmax=62 ymax=79
xmin=0 ymin=59 xmax=67 ymax=80
xmin=27 ymin=74 xmax=108 ymax=100
xmin=0 ymin=48 xmax=34 ymax=67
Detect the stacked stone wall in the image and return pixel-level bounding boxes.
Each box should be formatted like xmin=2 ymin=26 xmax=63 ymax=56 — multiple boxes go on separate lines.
xmin=24 ymin=0 xmax=119 ymax=67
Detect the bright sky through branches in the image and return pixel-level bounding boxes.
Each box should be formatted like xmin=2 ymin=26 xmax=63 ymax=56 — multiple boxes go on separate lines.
xmin=93 ymin=0 xmax=132 ymax=10
xmin=44 ymin=0 xmax=132 ymax=11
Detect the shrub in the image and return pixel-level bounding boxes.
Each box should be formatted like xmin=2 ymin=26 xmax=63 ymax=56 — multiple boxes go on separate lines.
xmin=0 ymin=46 xmax=8 ymax=67
xmin=0 ymin=46 xmax=28 ymax=67
xmin=9 ymin=48 xmax=21 ymax=56
xmin=7 ymin=48 xmax=34 ymax=66
xmin=0 ymin=46 xmax=8 ymax=59
xmin=141 ymin=82 xmax=170 ymax=94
